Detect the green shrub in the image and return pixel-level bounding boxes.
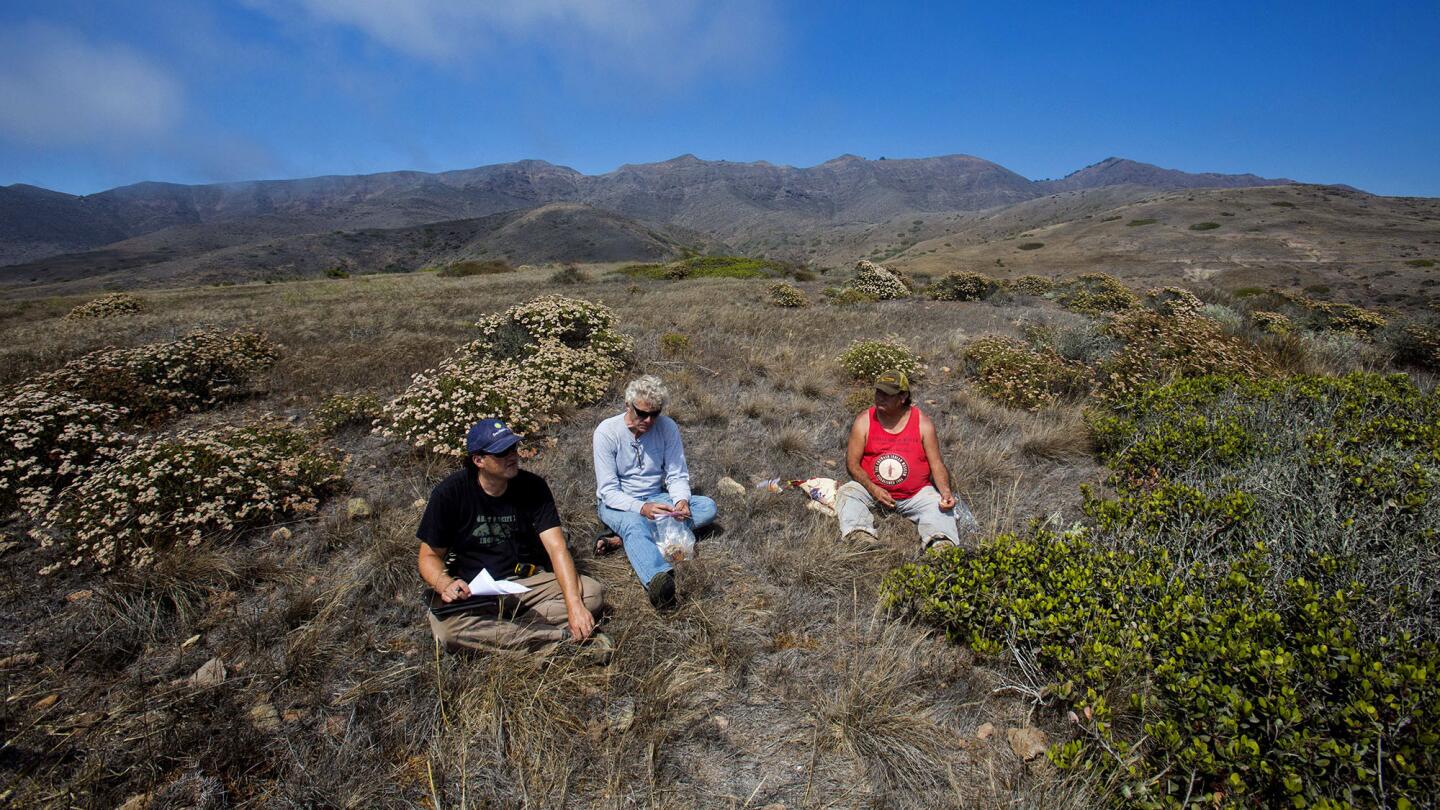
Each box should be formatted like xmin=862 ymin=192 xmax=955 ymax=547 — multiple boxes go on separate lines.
xmin=1126 ymin=218 xmax=1158 ymax=227
xmin=1058 ymin=273 xmax=1139 ymax=316
xmin=927 ymin=272 xmax=999 ymax=301
xmin=1232 ymin=286 xmax=1266 ymax=298
xmin=962 ymin=336 xmax=1091 ymax=410
xmin=837 ymin=338 xmax=923 ymax=382
xmin=382 ymin=296 xmax=631 ymax=455
xmin=659 ymin=332 xmax=691 ymax=358
xmin=311 ymin=393 xmax=384 ymax=435
xmin=436 ymin=259 xmax=515 ymax=277
xmin=1406 ymin=259 xmax=1435 ymax=268
xmin=41 ymin=423 xmax=344 ymax=572
xmin=1007 ymin=275 xmax=1056 ymax=295
xmin=1017 ymin=242 xmax=1045 ymax=250
xmin=549 ymin=264 xmax=590 ymax=285
xmin=767 ymin=282 xmax=808 ymax=307
xmin=1251 ymin=310 xmax=1296 ymax=335
xmin=1271 ymin=200 xmax=1297 ymax=208
xmin=1189 ymin=221 xmax=1221 ymax=231
xmin=29 ymin=331 xmax=280 ymax=422
xmin=845 ymin=261 xmax=910 ymax=300
xmin=65 ymin=292 xmax=142 ymax=320
xmin=824 ymin=287 xmax=878 ymax=307
xmin=1309 ymin=301 xmax=1387 ymax=336
xmin=1381 ymin=319 xmax=1440 ymax=372
xmin=325 ymin=266 xmax=350 ymax=279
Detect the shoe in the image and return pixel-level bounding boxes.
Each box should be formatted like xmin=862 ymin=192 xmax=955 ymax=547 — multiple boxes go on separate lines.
xmin=923 ymin=535 xmax=956 ymax=553
xmin=843 ymin=530 xmax=882 ymax=550
xmin=645 ymin=569 xmax=677 ymax=610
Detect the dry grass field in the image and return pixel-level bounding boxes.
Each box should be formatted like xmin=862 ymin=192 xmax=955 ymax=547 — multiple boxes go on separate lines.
xmin=0 ymin=269 xmax=1127 ymax=807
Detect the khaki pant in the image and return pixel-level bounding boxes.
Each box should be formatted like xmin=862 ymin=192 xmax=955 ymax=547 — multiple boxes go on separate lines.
xmin=427 ymin=572 xmax=607 ymax=656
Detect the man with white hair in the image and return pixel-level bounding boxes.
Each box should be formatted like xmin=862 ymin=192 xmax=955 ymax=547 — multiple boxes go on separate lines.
xmin=592 ymin=375 xmax=717 ymax=609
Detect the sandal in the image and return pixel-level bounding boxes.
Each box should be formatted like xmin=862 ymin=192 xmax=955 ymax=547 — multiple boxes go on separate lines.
xmin=593 ymin=531 xmax=623 ymax=557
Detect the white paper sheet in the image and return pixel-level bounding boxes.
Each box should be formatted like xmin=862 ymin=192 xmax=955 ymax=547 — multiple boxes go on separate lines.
xmin=467 ymin=568 xmax=532 ymax=596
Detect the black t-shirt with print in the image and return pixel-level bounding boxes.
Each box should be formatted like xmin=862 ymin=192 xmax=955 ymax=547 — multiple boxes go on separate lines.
xmin=416 ymin=468 xmax=561 ymax=583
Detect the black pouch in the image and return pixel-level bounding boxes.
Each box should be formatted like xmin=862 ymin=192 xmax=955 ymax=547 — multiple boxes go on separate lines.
xmin=427 ymin=590 xmax=502 ymax=619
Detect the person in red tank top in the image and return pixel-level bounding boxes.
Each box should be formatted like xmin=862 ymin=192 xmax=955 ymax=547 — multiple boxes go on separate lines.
xmin=837 ymin=369 xmax=978 ymax=551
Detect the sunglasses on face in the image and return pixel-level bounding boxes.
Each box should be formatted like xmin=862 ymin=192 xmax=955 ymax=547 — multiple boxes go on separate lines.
xmin=630 ymin=404 xmax=662 ymax=421
xmin=481 ymin=445 xmax=520 ymax=459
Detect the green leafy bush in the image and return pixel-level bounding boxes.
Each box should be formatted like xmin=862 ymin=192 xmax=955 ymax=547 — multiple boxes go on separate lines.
xmin=1017 ymin=242 xmax=1045 ymax=250
xmin=1007 ymin=275 xmax=1056 ymax=295
xmin=549 ymin=264 xmax=590 ymax=284
xmin=845 ymin=261 xmax=910 ymax=300
xmin=1406 ymin=259 xmax=1435 ymax=268
xmin=1058 ymin=273 xmax=1139 ymax=316
xmin=837 ymin=338 xmax=922 ymax=382
xmin=42 ymin=423 xmax=344 ymax=571
xmin=382 ymin=296 xmax=631 ymax=455
xmin=1126 ymin=218 xmax=1158 ymax=226
xmin=325 ymin=266 xmax=350 ymax=279
xmin=927 ymin=271 xmax=999 ymax=301
xmin=767 ymin=282 xmax=808 ymax=307
xmin=436 ymin=259 xmax=514 ymax=277
xmin=65 ymin=292 xmax=143 ymax=320
xmin=962 ymin=336 xmax=1091 ymax=410
xmin=28 ymin=331 xmax=280 ymax=422
xmin=1189 ymin=221 xmax=1221 ymax=231
xmin=659 ymin=332 xmax=691 ymax=358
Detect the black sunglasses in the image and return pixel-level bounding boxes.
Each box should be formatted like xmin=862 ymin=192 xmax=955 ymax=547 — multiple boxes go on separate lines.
xmin=630 ymin=404 xmax=662 ymax=420
xmin=480 ymin=444 xmax=520 ymax=458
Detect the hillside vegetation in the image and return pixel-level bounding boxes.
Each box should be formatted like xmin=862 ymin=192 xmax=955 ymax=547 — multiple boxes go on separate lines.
xmin=0 ymin=262 xmax=1436 ymax=807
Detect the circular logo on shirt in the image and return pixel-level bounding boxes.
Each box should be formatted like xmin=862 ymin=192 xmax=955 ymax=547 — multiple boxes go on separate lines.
xmin=873 ymin=453 xmax=909 ymax=487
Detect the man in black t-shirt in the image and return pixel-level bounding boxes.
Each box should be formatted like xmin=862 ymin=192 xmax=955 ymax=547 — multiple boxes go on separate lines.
xmin=417 ymin=419 xmax=608 ymax=656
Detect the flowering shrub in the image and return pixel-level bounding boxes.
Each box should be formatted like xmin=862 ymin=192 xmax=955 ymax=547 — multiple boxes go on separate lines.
xmin=30 ymin=331 xmax=280 ymax=421
xmin=383 ymin=296 xmax=631 ymax=455
xmin=845 ymin=261 xmax=910 ymax=300
xmin=962 ymin=336 xmax=1091 ymax=410
xmin=0 ymin=387 xmax=130 ymax=517
xmin=824 ymin=287 xmax=877 ymax=307
xmin=311 ymin=393 xmax=384 ymax=435
xmin=1007 ymin=275 xmax=1055 ymax=295
xmin=1095 ymin=310 xmax=1274 ymax=405
xmin=1144 ymin=286 xmax=1203 ymax=317
xmin=926 ymin=271 xmax=999 ymax=301
xmin=42 ymin=423 xmax=345 ymax=571
xmin=767 ymin=282 xmax=808 ymax=307
xmin=837 ymin=338 xmax=923 ymax=382
xmin=1385 ymin=320 xmax=1440 ymax=372
xmin=1310 ymin=301 xmax=1388 ymax=336
xmin=1251 ymin=309 xmax=1295 ymax=335
xmin=1057 ymin=273 xmax=1138 ymax=316
xmin=65 ymin=292 xmax=143 ymax=320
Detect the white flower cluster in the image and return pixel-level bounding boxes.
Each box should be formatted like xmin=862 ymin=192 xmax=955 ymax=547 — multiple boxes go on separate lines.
xmin=41 ymin=423 xmax=345 ymax=571
xmin=64 ymin=292 xmax=143 ymax=320
xmin=838 ymin=337 xmax=925 ymax=382
xmin=383 ymin=296 xmax=633 ymax=456
xmin=768 ymin=282 xmax=808 ymax=307
xmin=0 ymin=387 xmax=131 ymax=516
xmin=847 ymin=261 xmax=910 ymax=300
xmin=31 ymin=330 xmax=280 ymax=419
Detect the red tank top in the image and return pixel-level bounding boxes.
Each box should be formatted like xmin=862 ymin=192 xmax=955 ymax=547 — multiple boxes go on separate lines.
xmin=860 ymin=406 xmax=930 ymax=500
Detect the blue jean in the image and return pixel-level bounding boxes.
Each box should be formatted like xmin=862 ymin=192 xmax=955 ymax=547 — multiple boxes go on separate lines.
xmin=597 ymin=494 xmax=717 ymax=586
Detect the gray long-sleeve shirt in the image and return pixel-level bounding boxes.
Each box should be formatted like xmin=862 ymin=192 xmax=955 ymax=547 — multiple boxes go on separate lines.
xmin=592 ymin=412 xmax=692 ymax=512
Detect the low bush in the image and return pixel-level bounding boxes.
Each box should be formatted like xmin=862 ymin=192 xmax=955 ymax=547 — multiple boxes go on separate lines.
xmin=1382 ymin=320 xmax=1440 ymax=372
xmin=1309 ymin=301 xmax=1388 ymax=336
xmin=845 ymin=261 xmax=910 ymax=300
xmin=962 ymin=336 xmax=1091 ymax=410
xmin=549 ymin=264 xmax=590 ymax=285
xmin=1006 ymin=275 xmax=1055 ymax=295
xmin=767 ymin=282 xmax=808 ymax=307
xmin=436 ymin=259 xmax=515 ymax=277
xmin=1058 ymin=273 xmax=1139 ymax=316
xmin=824 ymin=287 xmax=878 ymax=307
xmin=1188 ymin=221 xmax=1221 ymax=231
xmin=837 ymin=338 xmax=923 ymax=383
xmin=1017 ymin=242 xmax=1045 ymax=250
xmin=1251 ymin=310 xmax=1295 ymax=335
xmin=620 ymin=255 xmax=793 ymax=281
xmin=42 ymin=423 xmax=345 ymax=571
xmin=1095 ymin=310 xmax=1273 ymax=405
xmin=311 ymin=393 xmax=384 ymax=435
xmin=0 ymin=388 xmax=130 ymax=516
xmin=926 ymin=272 xmax=999 ymax=301
xmin=382 ymin=296 xmax=631 ymax=455
xmin=1144 ymin=286 xmax=1204 ymax=318
xmin=325 ymin=267 xmax=350 ymax=279
xmin=28 ymin=331 xmax=280 ymax=422
xmin=1126 ymin=218 xmax=1158 ymax=226
xmin=1406 ymin=259 xmax=1436 ymax=268
xmin=65 ymin=292 xmax=143 ymax=320
xmin=659 ymin=332 xmax=691 ymax=358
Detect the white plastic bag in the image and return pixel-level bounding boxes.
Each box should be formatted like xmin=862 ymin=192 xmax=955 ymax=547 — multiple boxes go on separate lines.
xmin=654 ymin=514 xmax=697 ymax=563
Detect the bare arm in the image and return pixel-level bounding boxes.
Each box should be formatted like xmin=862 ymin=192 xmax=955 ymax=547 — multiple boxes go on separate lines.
xmin=918 ymin=411 xmax=957 ymax=510
xmin=539 ymin=527 xmax=595 ymax=641
xmin=846 ymin=411 xmax=896 ymax=508
xmin=418 ymin=542 xmax=470 ymax=602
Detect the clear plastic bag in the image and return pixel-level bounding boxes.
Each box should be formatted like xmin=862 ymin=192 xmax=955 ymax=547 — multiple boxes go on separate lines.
xmin=654 ymin=514 xmax=697 ymax=563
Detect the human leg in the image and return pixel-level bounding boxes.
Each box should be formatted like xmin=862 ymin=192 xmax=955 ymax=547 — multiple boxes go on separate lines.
xmin=685 ymin=494 xmax=717 ymax=530
xmin=427 ymin=572 xmax=609 ymax=655
xmin=598 ymin=501 xmax=669 ymax=586
xmin=895 ymin=486 xmax=960 ymax=548
xmin=835 ymin=481 xmax=879 ymax=539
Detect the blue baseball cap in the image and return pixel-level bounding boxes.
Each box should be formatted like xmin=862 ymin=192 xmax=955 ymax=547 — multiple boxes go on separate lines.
xmin=466 ymin=419 xmax=521 ymax=455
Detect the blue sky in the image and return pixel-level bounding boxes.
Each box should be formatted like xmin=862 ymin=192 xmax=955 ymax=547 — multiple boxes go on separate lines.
xmin=1 ymin=0 xmax=1437 ymax=196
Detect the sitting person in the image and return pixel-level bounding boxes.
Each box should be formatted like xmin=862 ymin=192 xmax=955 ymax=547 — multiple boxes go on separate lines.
xmin=836 ymin=369 xmax=978 ymax=551
xmin=592 ymin=375 xmax=716 ymax=609
xmin=417 ymin=418 xmax=608 ymax=657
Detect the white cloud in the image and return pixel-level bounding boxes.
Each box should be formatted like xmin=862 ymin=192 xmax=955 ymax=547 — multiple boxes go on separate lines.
xmin=0 ymin=23 xmax=184 ymax=145
xmin=251 ymin=0 xmax=777 ymax=87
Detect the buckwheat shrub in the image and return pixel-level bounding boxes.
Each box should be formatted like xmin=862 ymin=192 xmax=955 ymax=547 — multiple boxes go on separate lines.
xmin=31 ymin=331 xmax=280 ymax=420
xmin=767 ymin=282 xmax=808 ymax=307
xmin=1096 ymin=310 xmax=1274 ymax=405
xmin=0 ymin=386 xmax=130 ymax=517
xmin=1251 ymin=310 xmax=1295 ymax=335
xmin=1057 ymin=273 xmax=1139 ymax=316
xmin=926 ymin=271 xmax=999 ymax=301
xmin=962 ymin=336 xmax=1092 ymax=410
xmin=837 ymin=338 xmax=923 ymax=382
xmin=64 ymin=292 xmax=143 ymax=320
xmin=311 ymin=393 xmax=384 ymax=435
xmin=1007 ymin=275 xmax=1055 ymax=295
xmin=1145 ymin=286 xmax=1204 ymax=318
xmin=845 ymin=261 xmax=910 ymax=300
xmin=42 ymin=423 xmax=344 ymax=571
xmin=383 ymin=296 xmax=631 ymax=456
